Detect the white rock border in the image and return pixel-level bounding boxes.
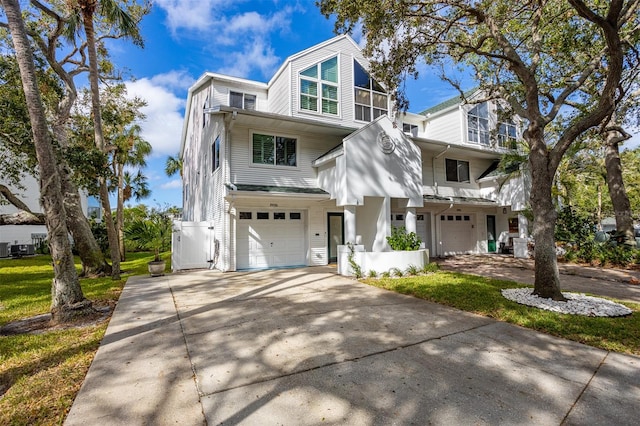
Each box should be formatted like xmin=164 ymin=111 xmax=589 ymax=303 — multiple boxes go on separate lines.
xmin=501 ymin=288 xmax=633 ymax=317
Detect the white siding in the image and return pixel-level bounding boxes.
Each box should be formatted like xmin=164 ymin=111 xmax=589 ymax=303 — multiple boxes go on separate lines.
xmin=425 ymin=107 xmax=463 ymax=144
xmin=268 ymin=64 xmax=291 ymax=115
xmin=230 ymin=125 xmax=342 ymax=188
xmin=426 ymin=154 xmax=495 ymax=199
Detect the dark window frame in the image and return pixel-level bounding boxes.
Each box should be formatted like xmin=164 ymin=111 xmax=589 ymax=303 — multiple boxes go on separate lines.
xmin=445 ymin=158 xmax=470 ymax=183
xmin=252 ymin=133 xmax=297 ymax=167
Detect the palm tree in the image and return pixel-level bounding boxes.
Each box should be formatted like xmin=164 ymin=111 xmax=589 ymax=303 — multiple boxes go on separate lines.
xmin=165 ymin=154 xmax=182 ymax=177
xmin=66 ymin=0 xmax=143 ymax=279
xmin=2 ymin=0 xmax=91 ymax=321
xmin=125 ymin=211 xmax=172 ymax=274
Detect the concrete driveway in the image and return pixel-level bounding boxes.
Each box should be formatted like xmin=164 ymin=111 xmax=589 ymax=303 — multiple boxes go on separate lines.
xmin=65 ymin=266 xmax=640 ymax=425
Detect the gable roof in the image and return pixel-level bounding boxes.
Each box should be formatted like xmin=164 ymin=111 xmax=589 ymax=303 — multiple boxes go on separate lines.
xmin=419 ymin=88 xmax=478 ymax=117
xmin=268 ymin=34 xmax=362 ymax=86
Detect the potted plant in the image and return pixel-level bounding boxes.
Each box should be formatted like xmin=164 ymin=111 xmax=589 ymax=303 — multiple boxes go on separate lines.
xmin=125 ymin=212 xmax=172 ymax=276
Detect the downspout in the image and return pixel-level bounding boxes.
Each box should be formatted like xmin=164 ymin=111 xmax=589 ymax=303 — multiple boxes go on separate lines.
xmin=433 ymin=145 xmax=450 ymax=195
xmin=434 ymin=197 xmax=454 ymax=257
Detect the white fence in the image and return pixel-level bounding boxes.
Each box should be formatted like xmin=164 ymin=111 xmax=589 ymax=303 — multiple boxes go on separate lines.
xmin=171 ymin=221 xmax=215 ymax=271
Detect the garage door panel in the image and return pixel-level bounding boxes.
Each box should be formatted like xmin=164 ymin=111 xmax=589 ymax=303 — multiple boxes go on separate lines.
xmin=237 ymin=210 xmax=306 ymax=270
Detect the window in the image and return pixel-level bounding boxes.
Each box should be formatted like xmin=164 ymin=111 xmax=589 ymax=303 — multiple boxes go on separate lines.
xmin=274 ymin=212 xmax=286 ymax=220
xmin=403 ymin=123 xmax=418 ymax=136
xmin=467 ymin=103 xmax=490 ymax=145
xmin=239 ymin=212 xmax=252 ymax=220
xmin=211 ymin=136 xmax=220 ymax=173
xmin=290 ymin=212 xmax=301 ymax=220
xmin=252 ymin=133 xmax=297 ymax=167
xmin=354 ymin=60 xmax=387 ymax=122
xmin=257 ymin=212 xmax=269 ymax=220
xmin=498 ymin=120 xmax=517 ymax=148
xmin=203 ymin=95 xmax=209 ymax=128
xmin=230 ymin=91 xmax=256 ymax=110
xmin=446 ymin=158 xmax=470 ymax=183
xmin=300 ymin=57 xmax=338 ymax=115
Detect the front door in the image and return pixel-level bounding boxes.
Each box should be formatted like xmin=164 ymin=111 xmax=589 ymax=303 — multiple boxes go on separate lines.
xmin=327 ymin=212 xmax=344 ymax=263
xmin=487 ymin=215 xmax=496 ymax=253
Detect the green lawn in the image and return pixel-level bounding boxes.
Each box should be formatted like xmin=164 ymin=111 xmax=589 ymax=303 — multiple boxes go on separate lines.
xmin=363 ymin=270 xmax=640 ymax=355
xmin=0 ymin=252 xmax=168 ymax=426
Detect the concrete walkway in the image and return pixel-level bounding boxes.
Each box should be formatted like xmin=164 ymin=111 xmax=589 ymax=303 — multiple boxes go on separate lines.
xmin=65 ymin=264 xmax=640 ymax=425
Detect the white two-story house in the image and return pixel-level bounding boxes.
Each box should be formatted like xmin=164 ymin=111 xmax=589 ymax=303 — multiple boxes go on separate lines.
xmin=175 ymin=35 xmax=528 ymax=272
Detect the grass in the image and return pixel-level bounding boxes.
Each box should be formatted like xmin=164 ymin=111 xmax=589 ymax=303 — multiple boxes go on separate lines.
xmin=0 ymin=251 xmax=168 ymax=426
xmin=363 ymin=270 xmax=640 ymax=356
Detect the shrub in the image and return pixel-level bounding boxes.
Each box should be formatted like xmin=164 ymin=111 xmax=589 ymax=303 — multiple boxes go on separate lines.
xmin=391 ymin=267 xmax=404 ymax=277
xmin=405 ymin=264 xmax=420 ymax=276
xmin=367 ymin=269 xmax=378 ymax=278
xmin=421 ymin=263 xmax=439 ymax=274
xmin=386 ymin=226 xmax=422 ymax=251
xmin=555 ymin=207 xmax=594 ymax=245
xmin=381 ymin=270 xmax=391 ymax=278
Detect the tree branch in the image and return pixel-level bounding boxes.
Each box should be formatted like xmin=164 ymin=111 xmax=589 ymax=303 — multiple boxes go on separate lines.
xmin=0 ymin=183 xmax=33 ymax=212
xmin=0 ymin=210 xmax=45 ymax=225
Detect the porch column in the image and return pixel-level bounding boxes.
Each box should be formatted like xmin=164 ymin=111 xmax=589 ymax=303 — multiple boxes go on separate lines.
xmin=344 ymin=205 xmax=357 ymax=244
xmin=405 ymin=207 xmax=417 ymax=234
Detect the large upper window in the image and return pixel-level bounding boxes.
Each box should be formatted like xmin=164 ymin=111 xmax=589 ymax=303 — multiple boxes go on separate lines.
xmin=467 ymin=103 xmax=490 ymax=145
xmin=445 ymin=158 xmax=470 ymax=183
xmin=252 ymin=133 xmax=297 ymax=167
xmin=230 ymin=91 xmax=256 ymax=110
xmin=354 ymin=60 xmax=387 ymax=122
xmin=300 ymin=57 xmax=339 ymax=115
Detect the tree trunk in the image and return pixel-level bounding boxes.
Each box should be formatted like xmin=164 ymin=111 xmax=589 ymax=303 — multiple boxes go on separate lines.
xmin=528 ymin=131 xmax=566 ymax=301
xmin=117 ymin=162 xmax=126 ymax=261
xmin=2 ymin=0 xmax=92 ymax=322
xmin=82 ymin=6 xmax=121 ymax=279
xmin=604 ymin=130 xmax=634 ymax=245
xmin=60 ymin=170 xmax=112 ymax=276
xmin=100 ymin=179 xmax=121 ymax=279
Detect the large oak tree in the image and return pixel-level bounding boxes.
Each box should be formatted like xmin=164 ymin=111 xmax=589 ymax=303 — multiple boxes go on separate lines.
xmin=319 ymin=0 xmax=640 ymax=299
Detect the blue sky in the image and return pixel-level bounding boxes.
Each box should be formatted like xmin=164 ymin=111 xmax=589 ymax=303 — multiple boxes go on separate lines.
xmin=107 ymin=0 xmax=639 ymax=210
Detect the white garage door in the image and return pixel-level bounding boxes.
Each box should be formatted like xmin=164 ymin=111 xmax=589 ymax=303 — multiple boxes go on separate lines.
xmin=440 ymin=213 xmax=476 ymax=254
xmin=391 ymin=212 xmax=431 ymax=251
xmin=236 ymin=210 xmax=306 ymax=270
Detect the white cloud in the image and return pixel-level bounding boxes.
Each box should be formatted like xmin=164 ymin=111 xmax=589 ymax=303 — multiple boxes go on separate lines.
xmin=155 ymin=2 xmax=299 ymax=79
xmin=154 ymin=0 xmax=228 ymax=33
xmin=160 ymin=179 xmax=182 ymax=190
xmin=124 ymin=71 xmax=193 ymax=157
xmin=216 ymin=40 xmax=280 ymax=79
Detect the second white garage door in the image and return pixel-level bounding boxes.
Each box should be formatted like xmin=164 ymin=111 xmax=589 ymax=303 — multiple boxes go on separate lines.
xmin=236 ymin=210 xmax=306 ymax=270
xmin=439 ymin=213 xmax=476 ymax=255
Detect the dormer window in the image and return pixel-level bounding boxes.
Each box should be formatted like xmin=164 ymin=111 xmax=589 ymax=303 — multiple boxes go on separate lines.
xmin=300 ymin=57 xmax=339 ymax=115
xmin=230 ymin=91 xmax=256 ymax=110
xmin=467 ymin=103 xmax=490 ymax=145
xmin=354 ymin=60 xmax=387 ymax=122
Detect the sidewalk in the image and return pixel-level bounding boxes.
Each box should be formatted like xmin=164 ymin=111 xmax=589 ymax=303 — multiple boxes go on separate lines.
xmin=65 ymin=266 xmax=640 ymax=425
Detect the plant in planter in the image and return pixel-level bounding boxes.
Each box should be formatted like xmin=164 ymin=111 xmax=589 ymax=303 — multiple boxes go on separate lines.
xmin=125 ymin=212 xmax=172 ymax=276
xmin=386 ymin=226 xmax=422 ymax=251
